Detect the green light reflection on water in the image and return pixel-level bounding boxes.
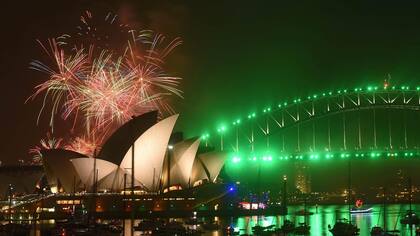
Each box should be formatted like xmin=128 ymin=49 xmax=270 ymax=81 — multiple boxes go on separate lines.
xmin=224 ymin=204 xmax=418 ymax=235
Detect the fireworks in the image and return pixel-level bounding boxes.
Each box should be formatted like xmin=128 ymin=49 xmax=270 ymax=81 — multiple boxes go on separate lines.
xmin=29 ymin=133 xmax=63 ymax=164
xmin=29 ymin=11 xmax=183 ymax=157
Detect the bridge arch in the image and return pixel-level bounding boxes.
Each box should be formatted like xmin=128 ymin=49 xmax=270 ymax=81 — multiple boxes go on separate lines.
xmin=201 ymin=84 xmax=420 ymax=161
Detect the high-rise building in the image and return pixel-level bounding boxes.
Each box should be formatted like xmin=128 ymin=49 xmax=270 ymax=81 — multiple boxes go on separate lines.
xmin=295 ymin=162 xmax=311 ymax=193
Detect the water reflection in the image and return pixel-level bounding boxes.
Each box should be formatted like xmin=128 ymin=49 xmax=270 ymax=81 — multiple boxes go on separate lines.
xmin=26 ymin=204 xmax=418 ymax=235
xmin=214 ymin=204 xmax=418 ymax=236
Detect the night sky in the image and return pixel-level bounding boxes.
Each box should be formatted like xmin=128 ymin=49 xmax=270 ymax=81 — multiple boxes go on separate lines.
xmin=2 ymin=0 xmax=420 ymax=164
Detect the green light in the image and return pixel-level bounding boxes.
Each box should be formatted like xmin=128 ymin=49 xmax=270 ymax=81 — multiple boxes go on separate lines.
xmin=263 ymin=107 xmax=271 ymax=113
xmin=233 ymin=119 xmax=241 ymax=125
xmin=252 ymin=156 xmax=257 ymax=161
xmin=322 ymin=93 xmax=326 ymax=96
xmin=367 ymin=86 xmax=373 ymax=91
xmin=343 ymin=89 xmax=347 ymax=93
xmin=284 ymin=102 xmax=288 ymax=106
xmin=328 ymin=91 xmax=333 ymax=95
xmin=309 ymin=154 xmax=319 ymax=160
xmin=313 ymin=94 xmax=318 ymax=98
xmin=416 ymin=86 xmax=420 ymax=91
xmin=201 ymin=133 xmax=210 ymax=139
xmin=217 ymin=125 xmax=226 ymax=133
xmin=232 ymin=156 xmax=241 ymax=163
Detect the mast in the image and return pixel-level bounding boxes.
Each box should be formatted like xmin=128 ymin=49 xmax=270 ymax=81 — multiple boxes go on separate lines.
xmin=408 ymin=177 xmax=412 ymax=212
xmin=130 ymin=142 xmax=135 ymax=236
xmin=8 ymin=184 xmax=12 ymax=224
xmin=282 ymin=175 xmax=288 ymax=214
xmin=348 ymin=156 xmax=352 ymax=224
xmin=383 ymin=187 xmax=387 ymax=231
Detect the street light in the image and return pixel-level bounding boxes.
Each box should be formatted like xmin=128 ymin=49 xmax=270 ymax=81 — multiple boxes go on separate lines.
xmin=201 ymin=133 xmax=210 ymax=147
xmin=233 ymin=119 xmax=241 ymax=152
xmin=217 ymin=125 xmax=226 ymax=151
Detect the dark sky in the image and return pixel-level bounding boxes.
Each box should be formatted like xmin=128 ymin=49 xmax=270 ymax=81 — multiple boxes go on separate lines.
xmin=2 ymin=0 xmax=420 ymax=164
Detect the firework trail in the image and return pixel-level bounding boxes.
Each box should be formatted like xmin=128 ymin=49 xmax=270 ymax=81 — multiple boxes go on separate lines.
xmin=29 ymin=11 xmax=183 ymax=156
xmin=29 ymin=133 xmax=64 ymax=164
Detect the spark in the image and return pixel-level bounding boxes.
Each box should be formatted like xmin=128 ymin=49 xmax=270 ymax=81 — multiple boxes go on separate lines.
xmin=29 ymin=11 xmax=183 ymax=157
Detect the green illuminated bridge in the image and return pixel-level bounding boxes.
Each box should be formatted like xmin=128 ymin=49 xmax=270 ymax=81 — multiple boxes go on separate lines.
xmin=199 ymin=84 xmax=420 ymax=164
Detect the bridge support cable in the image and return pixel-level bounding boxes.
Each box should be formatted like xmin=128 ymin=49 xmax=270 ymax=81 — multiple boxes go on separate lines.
xmin=282 ymin=133 xmax=285 ymax=152
xmin=251 ymin=120 xmax=254 ymax=152
xmin=358 ymin=110 xmax=362 ymax=150
xmin=235 ymin=125 xmax=239 ymax=152
xmin=297 ymin=123 xmax=301 ymax=152
xmin=404 ymin=110 xmax=408 ymax=149
xmin=373 ymin=109 xmax=377 ymax=149
xmin=343 ymin=113 xmax=347 ymax=150
xmin=328 ymin=117 xmax=331 ymax=151
xmin=312 ymin=121 xmax=316 ymax=151
xmin=265 ymin=114 xmax=270 ymax=149
xmin=388 ymin=110 xmax=392 ymax=150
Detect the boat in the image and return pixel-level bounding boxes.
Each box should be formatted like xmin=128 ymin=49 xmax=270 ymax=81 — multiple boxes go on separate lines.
xmin=152 ymin=221 xmax=187 ymax=235
xmin=329 ymin=218 xmax=360 ymax=236
xmin=350 ymin=207 xmax=373 ymax=214
xmin=371 ymin=188 xmax=400 ymax=236
xmin=201 ymin=221 xmax=220 ymax=231
xmin=371 ymin=227 xmax=399 ymax=236
xmin=294 ymin=196 xmax=310 ymax=235
xmin=400 ymin=177 xmax=419 ymax=226
xmin=134 ymin=219 xmax=164 ymax=232
xmin=279 ymin=219 xmax=295 ymax=233
xmin=400 ymin=210 xmax=420 ymax=225
xmin=252 ymin=224 xmax=276 ymax=235
xmin=294 ymin=222 xmax=310 ymax=235
xmin=329 ymin=157 xmax=360 ymax=235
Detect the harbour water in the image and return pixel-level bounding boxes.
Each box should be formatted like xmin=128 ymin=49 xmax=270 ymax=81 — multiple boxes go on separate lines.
xmin=24 ymin=204 xmax=419 ymax=235
xmin=204 ymin=204 xmax=419 ymax=236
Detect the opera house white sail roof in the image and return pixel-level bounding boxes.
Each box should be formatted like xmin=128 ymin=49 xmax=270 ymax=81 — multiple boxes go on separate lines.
xmin=191 ymin=151 xmax=228 ymax=185
xmin=161 ymin=137 xmax=201 ymax=188
xmin=70 ymin=158 xmax=119 ymax=190
xmin=120 ymin=114 xmax=179 ymax=191
xmin=42 ymin=111 xmax=227 ymax=193
xmin=42 ymin=149 xmax=87 ymax=193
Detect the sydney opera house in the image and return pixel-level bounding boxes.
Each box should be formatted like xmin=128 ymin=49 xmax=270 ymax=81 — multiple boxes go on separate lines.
xmin=42 ymin=111 xmax=227 ymax=194
xmin=1 ymin=111 xmax=231 ymax=215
